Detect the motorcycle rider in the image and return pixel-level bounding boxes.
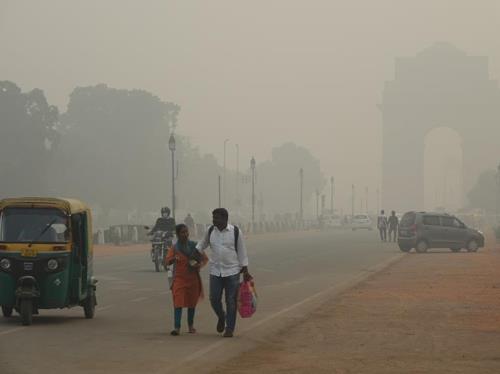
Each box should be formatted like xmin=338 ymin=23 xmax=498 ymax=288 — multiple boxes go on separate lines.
xmin=150 ymin=207 xmax=176 ymax=235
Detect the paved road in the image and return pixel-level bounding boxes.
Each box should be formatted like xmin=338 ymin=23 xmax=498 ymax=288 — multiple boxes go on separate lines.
xmin=0 ymin=230 xmax=401 ymax=374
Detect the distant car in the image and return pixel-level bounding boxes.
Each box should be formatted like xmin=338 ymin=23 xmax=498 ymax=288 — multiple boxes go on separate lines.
xmin=351 ymin=214 xmax=373 ymax=231
xmin=322 ymin=213 xmax=342 ymax=229
xmin=398 ymin=211 xmax=485 ymax=253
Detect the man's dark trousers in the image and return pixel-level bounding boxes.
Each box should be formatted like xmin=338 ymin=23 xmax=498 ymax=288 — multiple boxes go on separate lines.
xmin=209 ymin=273 xmax=240 ymax=332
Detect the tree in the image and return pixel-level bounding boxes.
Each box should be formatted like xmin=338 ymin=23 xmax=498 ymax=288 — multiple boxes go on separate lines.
xmin=55 ymin=84 xmax=179 ymax=218
xmin=253 ymin=142 xmax=325 ymax=218
xmin=467 ymin=169 xmax=498 ymax=212
xmin=0 ymin=81 xmax=59 ymax=197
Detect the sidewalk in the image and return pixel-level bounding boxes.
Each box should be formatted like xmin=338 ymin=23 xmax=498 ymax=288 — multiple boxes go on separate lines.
xmin=92 ymin=230 xmax=318 ymax=257
xmin=214 ymin=241 xmax=500 ymax=373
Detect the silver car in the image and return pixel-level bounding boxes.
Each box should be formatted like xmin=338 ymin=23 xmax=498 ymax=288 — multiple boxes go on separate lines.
xmin=398 ymin=211 xmax=485 ymax=253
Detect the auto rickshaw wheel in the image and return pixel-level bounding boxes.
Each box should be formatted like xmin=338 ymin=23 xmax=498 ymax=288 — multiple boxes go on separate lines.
xmin=20 ymin=299 xmax=33 ymax=326
xmin=2 ymin=305 xmax=13 ymax=317
xmin=84 ymin=292 xmax=96 ymax=319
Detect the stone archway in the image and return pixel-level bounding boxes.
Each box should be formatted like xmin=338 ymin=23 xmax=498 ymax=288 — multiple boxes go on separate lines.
xmin=381 ymin=43 xmax=500 ymax=212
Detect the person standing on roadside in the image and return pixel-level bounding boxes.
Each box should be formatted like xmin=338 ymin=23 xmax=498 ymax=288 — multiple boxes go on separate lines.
xmin=196 ymin=208 xmax=252 ymax=338
xmin=388 ymin=211 xmax=399 ymax=242
xmin=377 ymin=210 xmax=388 ymax=242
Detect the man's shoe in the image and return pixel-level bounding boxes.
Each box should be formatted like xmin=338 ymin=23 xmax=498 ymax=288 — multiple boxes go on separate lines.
xmin=216 ymin=314 xmax=225 ymax=333
xmin=223 ymin=330 xmax=234 ymax=338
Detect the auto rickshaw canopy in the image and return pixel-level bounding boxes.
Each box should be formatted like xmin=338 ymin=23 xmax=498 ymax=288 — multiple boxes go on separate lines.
xmin=0 ymin=197 xmax=90 ymax=215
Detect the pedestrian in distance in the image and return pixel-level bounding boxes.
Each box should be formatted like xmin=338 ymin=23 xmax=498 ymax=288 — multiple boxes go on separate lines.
xmin=166 ymin=224 xmax=208 ymax=336
xmin=388 ymin=211 xmax=399 ymax=242
xmin=196 ymin=208 xmax=252 ymax=338
xmin=184 ymin=213 xmax=195 ymax=236
xmin=377 ymin=210 xmax=388 ymax=242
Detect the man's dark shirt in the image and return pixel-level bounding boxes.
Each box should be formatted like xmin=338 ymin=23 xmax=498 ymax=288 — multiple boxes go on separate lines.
xmin=151 ymin=217 xmax=176 ymax=233
xmin=388 ymin=216 xmax=399 ymax=229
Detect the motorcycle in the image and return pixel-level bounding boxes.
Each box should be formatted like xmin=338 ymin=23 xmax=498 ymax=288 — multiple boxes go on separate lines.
xmin=145 ymin=228 xmax=173 ymax=278
xmin=151 ymin=231 xmax=173 ymax=272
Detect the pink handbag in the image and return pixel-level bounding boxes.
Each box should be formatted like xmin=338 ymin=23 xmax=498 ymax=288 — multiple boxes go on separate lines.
xmin=238 ymin=280 xmax=257 ymax=318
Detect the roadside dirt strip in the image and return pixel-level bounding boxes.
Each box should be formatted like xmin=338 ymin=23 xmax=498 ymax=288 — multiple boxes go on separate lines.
xmin=213 ymin=243 xmax=500 ymax=374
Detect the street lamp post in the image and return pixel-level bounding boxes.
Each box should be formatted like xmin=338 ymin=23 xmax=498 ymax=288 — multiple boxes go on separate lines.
xmin=236 ymin=144 xmax=240 ymax=207
xmin=316 ymin=189 xmax=320 ymax=219
xmin=352 ymin=184 xmax=355 ymax=218
xmin=251 ymin=157 xmax=256 ymax=227
xmin=218 ymin=175 xmax=222 ymax=208
xmin=299 ymin=168 xmax=304 ymax=222
xmin=168 ymin=134 xmax=176 ymax=219
xmin=223 ymin=139 xmax=229 ymax=207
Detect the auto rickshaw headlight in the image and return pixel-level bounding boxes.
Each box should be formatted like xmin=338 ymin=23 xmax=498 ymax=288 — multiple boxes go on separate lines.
xmin=0 ymin=258 xmax=11 ymax=270
xmin=47 ymin=259 xmax=59 ymax=271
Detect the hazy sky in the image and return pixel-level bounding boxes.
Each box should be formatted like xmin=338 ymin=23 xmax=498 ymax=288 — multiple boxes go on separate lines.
xmin=1 ymin=0 xmax=499 ymax=211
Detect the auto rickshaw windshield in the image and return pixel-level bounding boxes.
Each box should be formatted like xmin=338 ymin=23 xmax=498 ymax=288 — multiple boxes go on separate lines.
xmin=0 ymin=207 xmax=69 ymax=243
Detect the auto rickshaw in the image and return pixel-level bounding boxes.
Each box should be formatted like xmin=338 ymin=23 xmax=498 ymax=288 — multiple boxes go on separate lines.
xmin=0 ymin=197 xmax=97 ymax=325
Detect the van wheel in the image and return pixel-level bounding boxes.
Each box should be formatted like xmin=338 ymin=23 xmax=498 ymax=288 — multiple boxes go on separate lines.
xmin=2 ymin=306 xmax=13 ymax=317
xmin=83 ymin=292 xmax=96 ymax=319
xmin=466 ymin=239 xmax=479 ymax=253
xmin=415 ymin=240 xmax=428 ymax=253
xmin=20 ymin=299 xmax=33 ymax=326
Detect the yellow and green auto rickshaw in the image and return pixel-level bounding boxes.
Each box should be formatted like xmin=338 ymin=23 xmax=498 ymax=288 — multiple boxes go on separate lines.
xmin=0 ymin=197 xmax=97 ymax=325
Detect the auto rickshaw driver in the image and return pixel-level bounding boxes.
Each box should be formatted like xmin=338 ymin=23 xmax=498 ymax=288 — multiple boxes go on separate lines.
xmin=16 ymin=215 xmax=62 ymax=243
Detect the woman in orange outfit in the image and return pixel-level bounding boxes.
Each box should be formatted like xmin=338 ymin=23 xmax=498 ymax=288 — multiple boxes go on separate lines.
xmin=166 ymin=224 xmax=207 ymax=336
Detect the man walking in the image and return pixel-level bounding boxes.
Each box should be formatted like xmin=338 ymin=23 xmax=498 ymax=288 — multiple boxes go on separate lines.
xmin=377 ymin=210 xmax=388 ymax=242
xmin=196 ymin=208 xmax=252 ymax=338
xmin=388 ymin=211 xmax=399 ymax=242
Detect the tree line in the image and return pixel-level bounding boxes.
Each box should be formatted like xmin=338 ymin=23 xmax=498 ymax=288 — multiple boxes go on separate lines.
xmin=0 ymin=81 xmax=324 ymax=226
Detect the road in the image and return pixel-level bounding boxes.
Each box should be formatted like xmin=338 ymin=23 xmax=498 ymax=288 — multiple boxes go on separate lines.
xmin=0 ymin=229 xmax=401 ymax=374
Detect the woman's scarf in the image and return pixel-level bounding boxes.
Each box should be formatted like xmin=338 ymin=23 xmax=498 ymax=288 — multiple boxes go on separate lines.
xmin=175 ymin=240 xmax=196 ymax=258
xmin=175 ymin=240 xmax=202 ymax=271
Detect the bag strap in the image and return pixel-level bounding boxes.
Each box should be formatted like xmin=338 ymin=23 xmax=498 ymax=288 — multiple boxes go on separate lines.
xmin=234 ymin=226 xmax=239 ymax=253
xmin=207 ymin=225 xmax=239 ymax=253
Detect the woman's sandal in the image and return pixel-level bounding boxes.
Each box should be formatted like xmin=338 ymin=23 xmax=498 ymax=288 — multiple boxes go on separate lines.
xmin=170 ymin=329 xmax=180 ymax=336
xmin=188 ymin=326 xmax=197 ymax=334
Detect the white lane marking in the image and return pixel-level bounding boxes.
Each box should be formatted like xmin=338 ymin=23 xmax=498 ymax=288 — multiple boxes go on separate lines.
xmin=163 ymin=253 xmax=404 ymax=373
xmin=130 ymin=297 xmax=148 ymax=303
xmin=0 ymin=327 xmax=27 ymax=336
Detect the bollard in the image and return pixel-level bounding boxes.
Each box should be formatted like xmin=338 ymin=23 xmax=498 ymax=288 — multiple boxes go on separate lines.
xmin=132 ymin=226 xmax=139 ymax=243
xmin=114 ymin=226 xmax=122 ymax=245
xmin=97 ymin=229 xmax=105 ymax=245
